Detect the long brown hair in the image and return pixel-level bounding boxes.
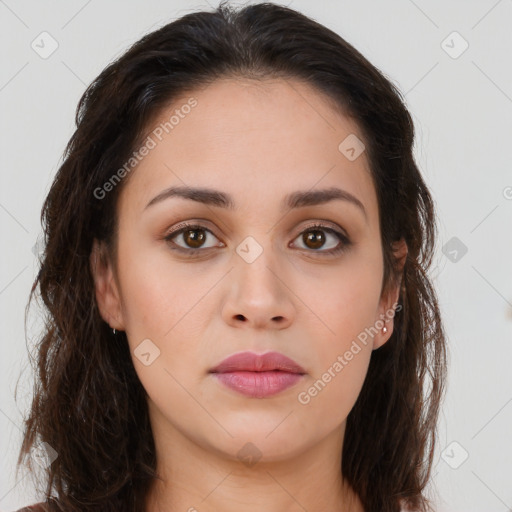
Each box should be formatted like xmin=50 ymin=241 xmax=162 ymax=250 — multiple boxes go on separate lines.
xmin=16 ymin=2 xmax=447 ymax=511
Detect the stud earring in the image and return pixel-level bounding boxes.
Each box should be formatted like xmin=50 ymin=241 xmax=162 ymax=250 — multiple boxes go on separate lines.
xmin=382 ymin=326 xmax=388 ymax=334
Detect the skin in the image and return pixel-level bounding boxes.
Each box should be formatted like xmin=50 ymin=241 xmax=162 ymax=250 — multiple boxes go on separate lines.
xmin=90 ymin=77 xmax=407 ymax=512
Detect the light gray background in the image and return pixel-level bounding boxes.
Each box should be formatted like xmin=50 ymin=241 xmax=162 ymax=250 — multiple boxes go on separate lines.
xmin=1 ymin=1 xmax=511 ymax=511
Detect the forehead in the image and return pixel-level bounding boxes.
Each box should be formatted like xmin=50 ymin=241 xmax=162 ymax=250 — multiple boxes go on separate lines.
xmin=119 ymin=77 xmax=378 ymax=222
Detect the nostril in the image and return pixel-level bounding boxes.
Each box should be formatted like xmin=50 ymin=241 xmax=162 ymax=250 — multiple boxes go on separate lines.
xmin=234 ymin=314 xmax=246 ymax=321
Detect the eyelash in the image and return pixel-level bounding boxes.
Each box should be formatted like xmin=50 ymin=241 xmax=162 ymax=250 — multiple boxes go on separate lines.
xmin=164 ymin=221 xmax=351 ymax=257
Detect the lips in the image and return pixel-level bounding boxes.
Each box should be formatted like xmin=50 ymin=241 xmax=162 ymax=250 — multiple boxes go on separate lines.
xmin=210 ymin=351 xmax=306 ymax=374
xmin=209 ymin=351 xmax=306 ymax=398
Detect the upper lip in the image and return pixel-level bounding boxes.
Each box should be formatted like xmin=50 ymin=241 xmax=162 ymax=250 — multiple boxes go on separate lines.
xmin=210 ymin=351 xmax=306 ymax=374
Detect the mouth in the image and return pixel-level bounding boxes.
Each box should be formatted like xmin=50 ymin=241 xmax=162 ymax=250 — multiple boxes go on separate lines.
xmin=209 ymin=351 xmax=306 ymax=398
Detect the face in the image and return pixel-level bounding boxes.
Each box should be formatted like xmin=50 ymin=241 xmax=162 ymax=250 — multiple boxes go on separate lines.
xmin=91 ymin=77 xmax=404 ymax=463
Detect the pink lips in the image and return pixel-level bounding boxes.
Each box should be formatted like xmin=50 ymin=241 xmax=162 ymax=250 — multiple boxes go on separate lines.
xmin=209 ymin=351 xmax=306 ymax=398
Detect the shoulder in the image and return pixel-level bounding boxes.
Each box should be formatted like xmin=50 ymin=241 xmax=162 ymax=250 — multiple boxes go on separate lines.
xmin=13 ymin=504 xmax=47 ymax=512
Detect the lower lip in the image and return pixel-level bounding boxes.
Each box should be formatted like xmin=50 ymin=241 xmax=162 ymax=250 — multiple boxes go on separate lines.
xmin=212 ymin=371 xmax=304 ymax=398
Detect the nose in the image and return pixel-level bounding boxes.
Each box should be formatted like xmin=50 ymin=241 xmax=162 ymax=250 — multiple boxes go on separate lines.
xmin=221 ymin=250 xmax=295 ymax=331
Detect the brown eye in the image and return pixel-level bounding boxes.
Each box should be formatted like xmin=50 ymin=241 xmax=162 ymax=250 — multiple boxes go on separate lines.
xmin=165 ymin=224 xmax=223 ymax=251
xmin=291 ymin=224 xmax=349 ymax=255
xmin=303 ymin=230 xmax=325 ymax=249
xmin=183 ymin=228 xmax=206 ymax=248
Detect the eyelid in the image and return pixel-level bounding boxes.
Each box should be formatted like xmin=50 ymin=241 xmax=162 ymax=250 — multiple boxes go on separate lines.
xmin=295 ymin=220 xmax=348 ymax=238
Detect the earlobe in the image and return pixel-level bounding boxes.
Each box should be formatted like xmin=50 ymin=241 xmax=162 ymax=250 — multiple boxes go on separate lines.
xmin=372 ymin=294 xmax=400 ymax=351
xmin=89 ymin=238 xmax=125 ymax=331
xmin=373 ymin=238 xmax=408 ymax=350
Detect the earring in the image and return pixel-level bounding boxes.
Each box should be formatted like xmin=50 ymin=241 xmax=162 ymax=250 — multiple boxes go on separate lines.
xmin=382 ymin=326 xmax=388 ymax=334
xmin=112 ymin=328 xmax=116 ymax=335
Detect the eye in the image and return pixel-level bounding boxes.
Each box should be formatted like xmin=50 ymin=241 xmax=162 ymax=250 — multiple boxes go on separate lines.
xmin=164 ymin=223 xmax=224 ymax=251
xmin=290 ymin=223 xmax=350 ymax=255
xmin=163 ymin=221 xmax=350 ymax=256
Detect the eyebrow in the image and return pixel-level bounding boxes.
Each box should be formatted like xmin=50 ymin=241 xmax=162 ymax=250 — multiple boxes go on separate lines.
xmin=144 ymin=185 xmax=367 ymax=220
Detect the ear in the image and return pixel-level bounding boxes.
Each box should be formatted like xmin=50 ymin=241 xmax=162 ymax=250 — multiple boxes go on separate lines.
xmin=372 ymin=238 xmax=407 ymax=350
xmin=89 ymin=238 xmax=125 ymax=331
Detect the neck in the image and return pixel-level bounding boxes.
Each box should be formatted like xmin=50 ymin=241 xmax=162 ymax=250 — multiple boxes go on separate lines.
xmin=145 ymin=405 xmax=364 ymax=512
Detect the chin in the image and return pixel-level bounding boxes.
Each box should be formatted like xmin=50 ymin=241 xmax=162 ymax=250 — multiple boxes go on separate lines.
xmin=198 ymin=415 xmax=315 ymax=463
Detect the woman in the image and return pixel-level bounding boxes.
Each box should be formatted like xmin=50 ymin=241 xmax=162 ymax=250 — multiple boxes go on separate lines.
xmin=15 ymin=2 xmax=447 ymax=511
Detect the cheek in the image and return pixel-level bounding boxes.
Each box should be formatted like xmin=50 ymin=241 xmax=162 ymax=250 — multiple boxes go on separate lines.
xmin=115 ymin=243 xmax=216 ymax=432
xmin=115 ymin=238 xmax=222 ymax=389
xmin=116 ymin=236 xmax=213 ymax=340
xmin=291 ymin=254 xmax=382 ymax=426
xmin=296 ymin=343 xmax=372 ymax=431
xmin=293 ymin=252 xmax=383 ymax=345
